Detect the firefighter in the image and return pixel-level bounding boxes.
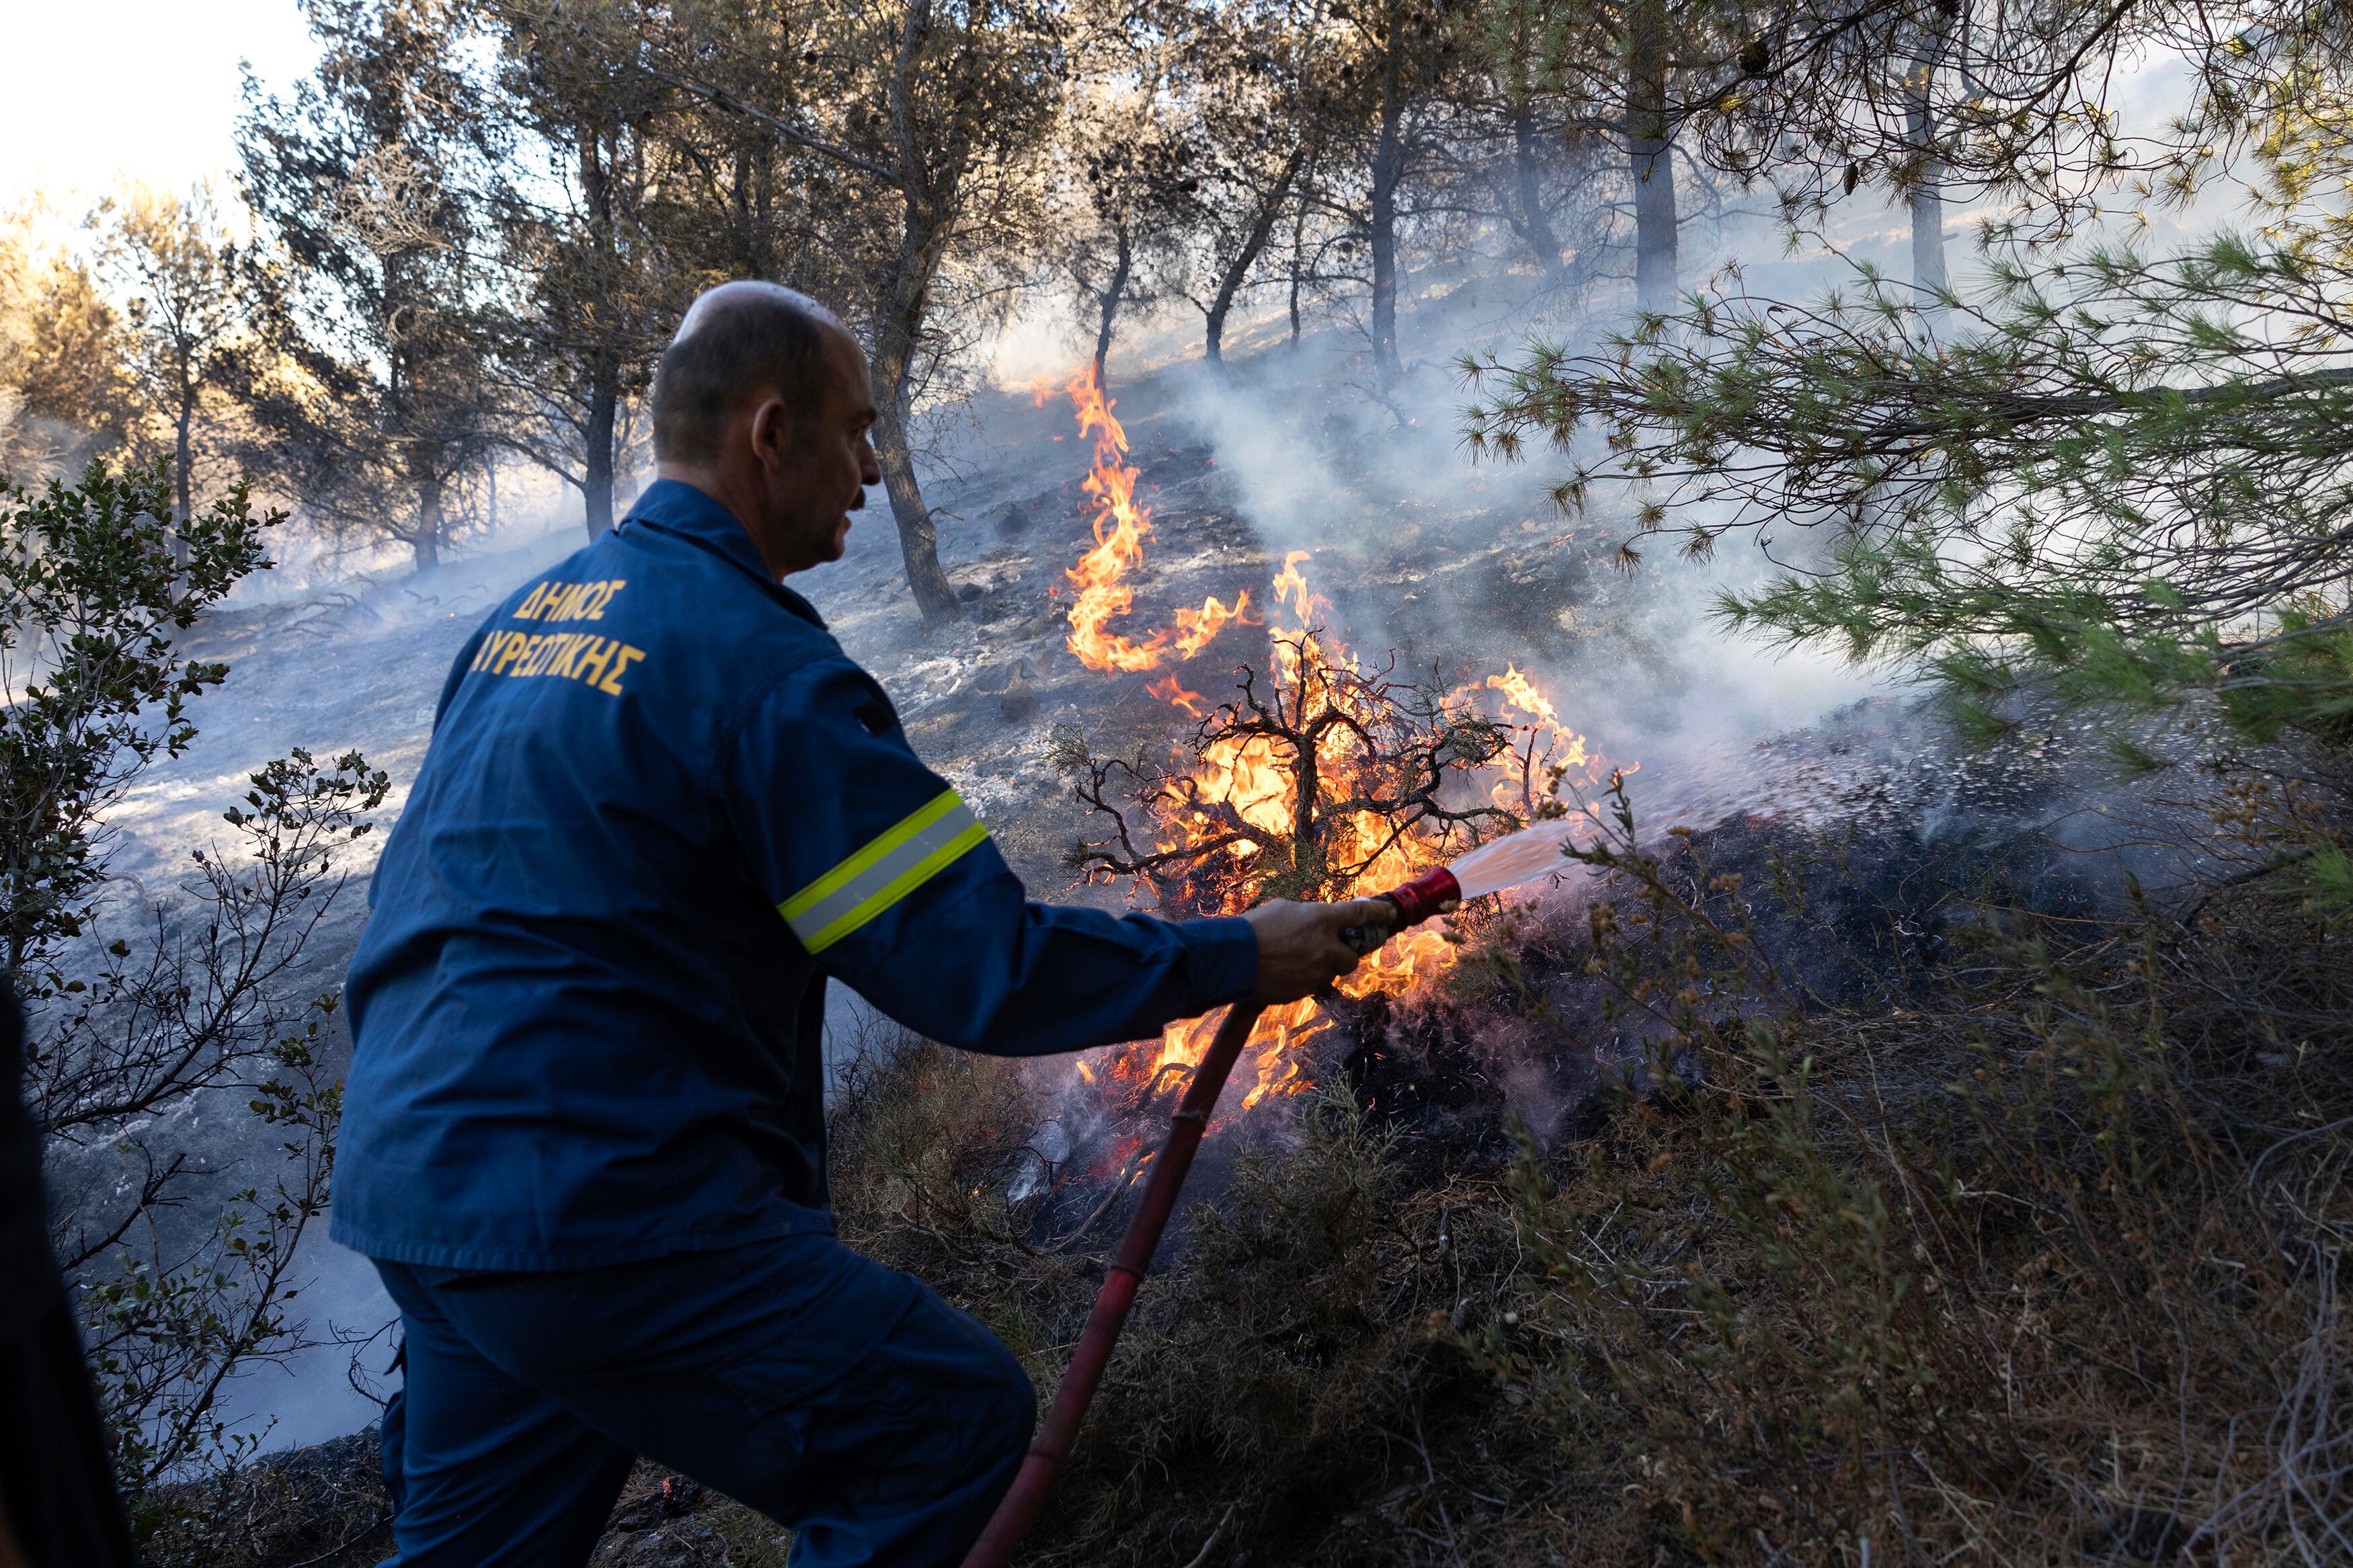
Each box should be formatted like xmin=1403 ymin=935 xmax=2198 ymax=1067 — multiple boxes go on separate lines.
xmin=333 ymin=281 xmax=1394 ymax=1568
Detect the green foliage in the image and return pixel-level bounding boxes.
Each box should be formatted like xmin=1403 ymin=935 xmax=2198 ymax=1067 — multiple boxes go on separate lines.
xmin=0 ymin=458 xmax=393 ymax=1500
xmin=69 ymin=747 xmax=387 ymax=1497
xmin=0 ymin=458 xmax=271 ymax=980
xmin=1468 ymin=236 xmax=2353 ymax=755
xmin=2305 ymin=836 xmax=2353 ymax=911
xmin=1463 ymin=7 xmax=2353 ymax=783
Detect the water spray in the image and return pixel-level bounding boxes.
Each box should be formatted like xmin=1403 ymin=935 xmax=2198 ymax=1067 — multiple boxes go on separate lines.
xmin=961 ymin=821 xmax=1577 ymax=1568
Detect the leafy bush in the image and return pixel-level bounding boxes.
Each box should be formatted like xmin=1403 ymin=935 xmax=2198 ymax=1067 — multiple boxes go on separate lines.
xmin=1 ymin=458 xmax=387 ymax=1501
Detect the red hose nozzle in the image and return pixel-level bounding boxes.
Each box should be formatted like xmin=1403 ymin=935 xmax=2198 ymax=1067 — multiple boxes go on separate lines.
xmin=1384 ymin=865 xmax=1462 ymax=927
xmin=1342 ymin=865 xmax=1461 ymax=954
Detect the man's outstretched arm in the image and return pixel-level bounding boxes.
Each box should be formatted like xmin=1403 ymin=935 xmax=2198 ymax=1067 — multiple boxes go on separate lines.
xmin=725 ymin=655 xmax=1394 ymax=1055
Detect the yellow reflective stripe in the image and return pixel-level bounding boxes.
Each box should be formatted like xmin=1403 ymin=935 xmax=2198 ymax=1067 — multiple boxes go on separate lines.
xmin=781 ymin=788 xmax=963 ymax=920
xmin=798 ymin=819 xmax=990 ymax=953
xmin=780 ymin=789 xmax=990 ymax=954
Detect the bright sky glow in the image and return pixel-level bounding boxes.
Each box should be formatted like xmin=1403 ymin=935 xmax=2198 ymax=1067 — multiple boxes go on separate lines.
xmin=0 ymin=0 xmax=320 ymax=208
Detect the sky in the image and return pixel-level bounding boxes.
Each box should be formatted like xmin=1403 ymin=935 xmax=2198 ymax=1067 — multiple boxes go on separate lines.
xmin=0 ymin=0 xmax=320 ymax=208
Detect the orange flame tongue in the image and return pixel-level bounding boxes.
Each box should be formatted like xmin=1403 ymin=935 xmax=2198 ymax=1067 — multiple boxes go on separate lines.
xmin=1144 ymin=673 xmax=1206 ymax=716
xmin=1062 ymin=368 xmax=1164 ymax=671
xmin=1487 ymin=665 xmax=1558 ymax=727
xmin=1058 ymin=368 xmax=1252 ymax=673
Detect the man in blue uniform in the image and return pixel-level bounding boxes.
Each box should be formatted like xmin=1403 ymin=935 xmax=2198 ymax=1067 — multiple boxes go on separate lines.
xmin=333 ymin=282 xmax=1392 ymax=1568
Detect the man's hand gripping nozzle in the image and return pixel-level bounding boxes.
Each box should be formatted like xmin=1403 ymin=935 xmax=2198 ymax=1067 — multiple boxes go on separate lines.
xmin=1340 ymin=864 xmax=1462 ymax=955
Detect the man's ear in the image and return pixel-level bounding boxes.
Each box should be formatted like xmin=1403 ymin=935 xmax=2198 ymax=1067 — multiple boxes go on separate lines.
xmin=747 ymin=396 xmax=797 ymax=470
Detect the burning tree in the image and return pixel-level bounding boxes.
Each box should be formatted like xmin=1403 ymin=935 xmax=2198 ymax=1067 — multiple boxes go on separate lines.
xmin=1053 ymin=629 xmax=1520 ymax=917
xmin=1048 ymin=554 xmax=1616 ymax=1110
xmin=1031 ymin=356 xmax=1622 ymax=1111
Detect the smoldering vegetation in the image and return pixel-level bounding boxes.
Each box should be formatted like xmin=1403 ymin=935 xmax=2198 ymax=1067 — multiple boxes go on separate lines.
xmin=807 ymin=786 xmax=2353 ymax=1567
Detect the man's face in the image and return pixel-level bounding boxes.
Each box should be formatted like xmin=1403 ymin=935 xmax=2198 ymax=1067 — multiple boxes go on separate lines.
xmin=758 ymin=327 xmax=881 ymax=575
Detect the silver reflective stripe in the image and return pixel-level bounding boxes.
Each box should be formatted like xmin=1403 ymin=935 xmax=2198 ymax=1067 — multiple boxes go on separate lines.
xmin=780 ymin=790 xmax=990 ymax=954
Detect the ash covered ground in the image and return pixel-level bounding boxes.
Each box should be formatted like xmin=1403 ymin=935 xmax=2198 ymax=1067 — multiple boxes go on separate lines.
xmin=88 ymin=301 xmax=2220 ymax=1457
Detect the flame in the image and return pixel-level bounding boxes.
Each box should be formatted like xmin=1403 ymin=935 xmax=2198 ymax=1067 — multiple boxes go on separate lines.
xmin=1051 ymin=460 xmax=1636 ymax=1141
xmin=1145 ymin=673 xmax=1207 ymax=716
xmin=1271 ymin=550 xmax=1319 ymax=621
xmin=1478 ymin=663 xmax=1613 ymax=817
xmin=1487 ymin=665 xmax=1558 ymax=728
xmin=1057 ymin=368 xmax=1254 ymax=673
xmin=1063 ymin=368 xmax=1162 ymax=672
xmin=1171 ymin=592 xmax=1252 ymax=659
xmin=1084 ymin=552 xmax=1599 ymax=1114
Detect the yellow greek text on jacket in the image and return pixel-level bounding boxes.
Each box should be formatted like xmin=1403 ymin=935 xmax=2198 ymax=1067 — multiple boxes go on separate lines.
xmin=469 ymin=628 xmax=647 ymax=696
xmin=513 ymin=579 xmax=627 ymax=622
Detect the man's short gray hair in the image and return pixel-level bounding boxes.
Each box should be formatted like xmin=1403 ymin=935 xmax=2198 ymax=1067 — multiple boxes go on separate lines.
xmin=651 ymin=282 xmax=846 ymax=464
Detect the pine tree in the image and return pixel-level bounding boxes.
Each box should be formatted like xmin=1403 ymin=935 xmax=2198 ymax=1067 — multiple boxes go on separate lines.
xmin=1465 ymin=1 xmax=2353 ymax=775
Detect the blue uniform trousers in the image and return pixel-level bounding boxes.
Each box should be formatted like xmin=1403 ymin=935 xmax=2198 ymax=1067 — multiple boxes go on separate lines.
xmin=372 ymin=1233 xmax=1034 ymax=1567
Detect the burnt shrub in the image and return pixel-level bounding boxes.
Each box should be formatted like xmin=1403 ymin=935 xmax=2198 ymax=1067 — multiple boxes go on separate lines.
xmin=811 ymin=766 xmax=2351 ymax=1565
xmin=1472 ymin=785 xmax=2353 ymax=1564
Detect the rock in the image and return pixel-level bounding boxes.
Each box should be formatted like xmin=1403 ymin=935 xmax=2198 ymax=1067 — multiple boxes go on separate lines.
xmin=999 ymin=657 xmax=1038 ymax=723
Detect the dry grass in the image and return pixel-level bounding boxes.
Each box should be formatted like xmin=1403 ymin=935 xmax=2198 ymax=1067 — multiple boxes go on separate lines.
xmin=136 ymin=1442 xmax=790 ymax=1568
xmin=822 ymin=799 xmax=2353 ymax=1567
xmin=1465 ymin=811 xmax=2353 ymax=1567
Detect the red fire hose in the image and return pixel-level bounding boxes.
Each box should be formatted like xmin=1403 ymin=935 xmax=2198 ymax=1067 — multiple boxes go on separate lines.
xmin=958 ymin=867 xmax=1460 ymax=1568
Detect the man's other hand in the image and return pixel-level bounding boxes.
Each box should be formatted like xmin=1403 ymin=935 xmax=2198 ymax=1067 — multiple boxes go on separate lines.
xmin=1244 ymin=898 xmax=1398 ymax=1004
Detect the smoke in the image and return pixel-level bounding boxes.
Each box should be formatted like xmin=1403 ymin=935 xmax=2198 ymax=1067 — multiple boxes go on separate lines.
xmin=1039 ymin=259 xmax=1897 ymax=831
xmin=132 ymin=52 xmax=2247 ymax=1456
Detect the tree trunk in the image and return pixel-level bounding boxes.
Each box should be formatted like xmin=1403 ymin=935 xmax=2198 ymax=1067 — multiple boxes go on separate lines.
xmin=1906 ymin=46 xmax=1948 ymax=319
xmin=861 ymin=2 xmax=963 ymax=627
xmin=1629 ymin=1 xmax=1678 ymax=317
xmin=1368 ymin=56 xmax=1407 ymax=386
xmin=869 ymin=254 xmax=961 ymax=624
xmin=413 ymin=473 xmax=443 ymax=573
xmin=1092 ymin=222 xmax=1133 ymax=387
xmin=584 ymin=364 xmax=617 ymax=538
xmin=580 ymin=126 xmax=619 ymax=538
xmin=171 ymin=382 xmax=194 ymax=567
xmin=173 ymin=400 xmax=193 ymax=527
xmin=1205 ymin=142 xmax=1308 ymax=367
xmin=1289 ymin=266 xmax=1304 ymax=345
xmin=1513 ymin=101 xmax=1562 ymax=276
xmin=873 ymin=407 xmax=959 ymax=622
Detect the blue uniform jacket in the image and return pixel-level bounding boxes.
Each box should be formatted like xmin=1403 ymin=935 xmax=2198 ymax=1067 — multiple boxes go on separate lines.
xmin=332 ymin=480 xmax=1257 ymax=1270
